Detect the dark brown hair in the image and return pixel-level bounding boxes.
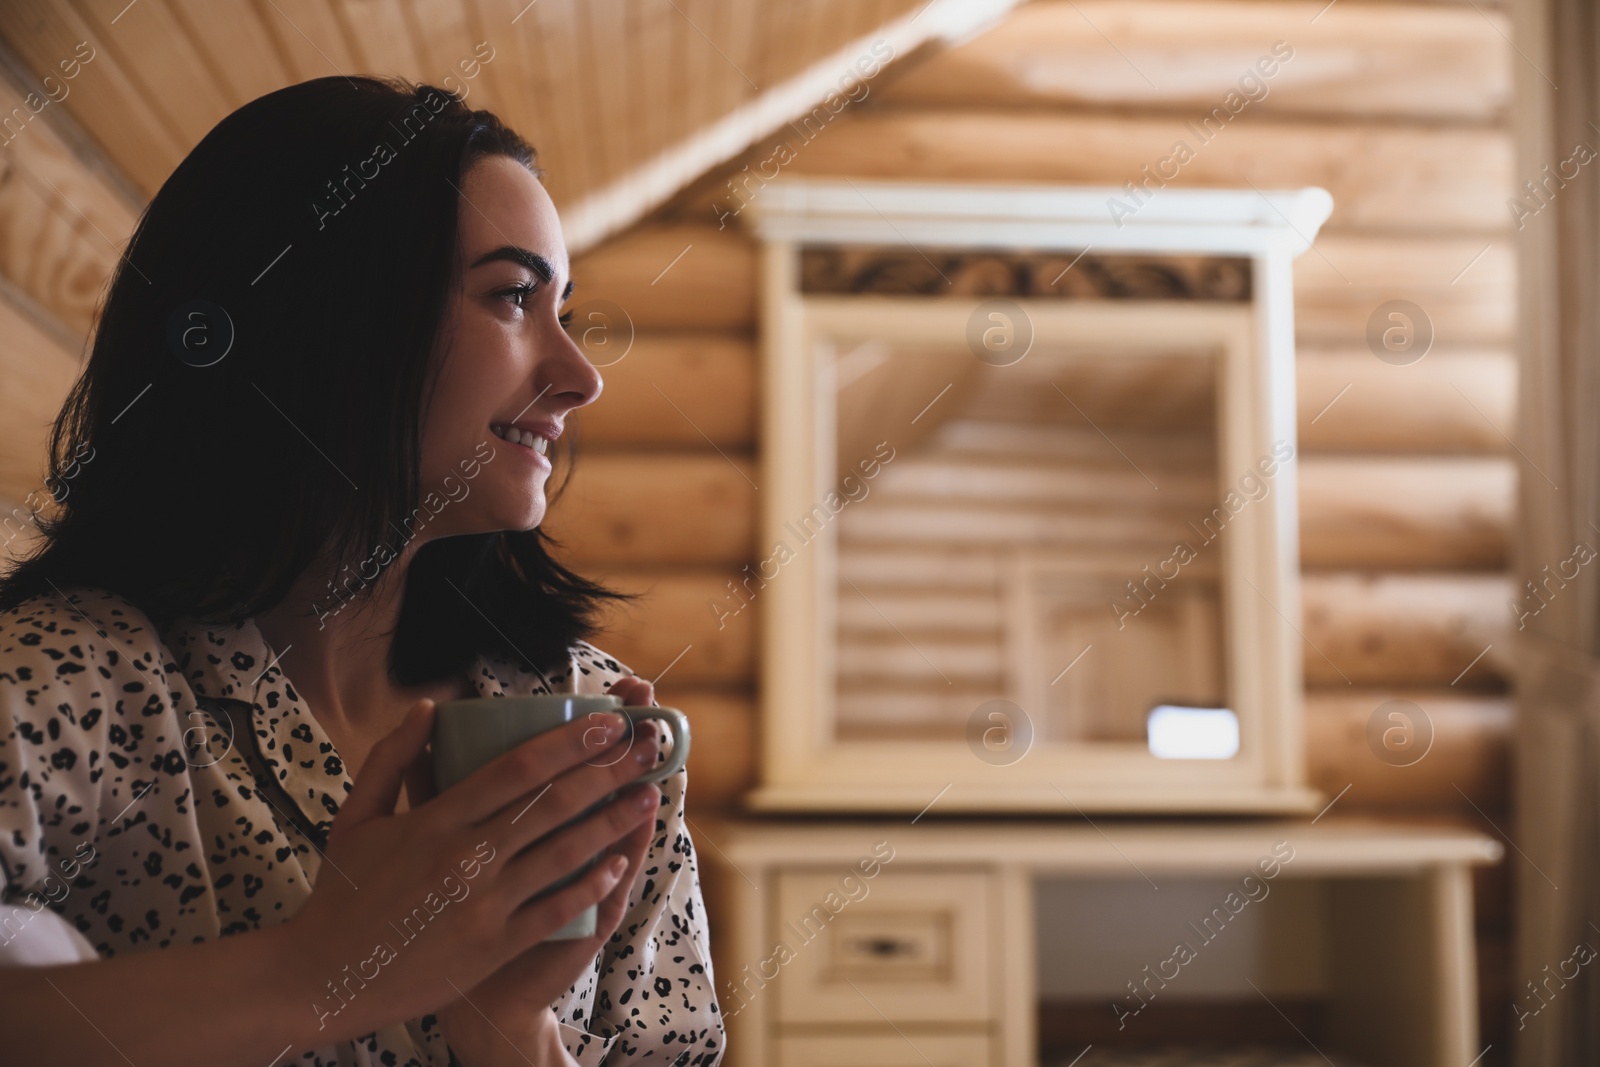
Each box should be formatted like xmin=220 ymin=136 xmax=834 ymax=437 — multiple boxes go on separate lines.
xmin=0 ymin=75 xmax=634 ymax=683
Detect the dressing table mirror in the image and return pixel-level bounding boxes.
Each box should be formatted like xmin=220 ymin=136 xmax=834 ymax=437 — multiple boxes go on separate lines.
xmin=740 ymin=179 xmax=1332 ymax=814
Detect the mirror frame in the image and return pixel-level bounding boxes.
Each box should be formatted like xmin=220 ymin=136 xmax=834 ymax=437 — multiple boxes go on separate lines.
xmin=741 ymin=178 xmax=1332 ymax=815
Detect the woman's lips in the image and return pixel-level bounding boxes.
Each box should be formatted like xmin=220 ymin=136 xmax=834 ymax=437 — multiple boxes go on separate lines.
xmin=490 ymin=423 xmax=553 ymax=469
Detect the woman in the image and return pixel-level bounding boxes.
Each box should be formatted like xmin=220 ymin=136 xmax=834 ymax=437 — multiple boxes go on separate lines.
xmin=0 ymin=75 xmax=723 ymax=1066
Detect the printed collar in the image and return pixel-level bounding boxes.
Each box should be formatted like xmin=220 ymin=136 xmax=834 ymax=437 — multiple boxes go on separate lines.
xmin=160 ymin=613 xmax=574 ymax=844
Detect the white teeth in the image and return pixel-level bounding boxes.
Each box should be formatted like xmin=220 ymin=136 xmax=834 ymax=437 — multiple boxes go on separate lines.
xmin=492 ymin=424 xmax=551 ymax=456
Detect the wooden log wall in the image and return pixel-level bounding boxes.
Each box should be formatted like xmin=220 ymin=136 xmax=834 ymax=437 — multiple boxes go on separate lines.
xmin=562 ymin=0 xmax=1518 ymax=1051
xmin=0 ymin=0 xmax=1518 ymax=1052
xmin=0 ymin=61 xmax=133 ymax=568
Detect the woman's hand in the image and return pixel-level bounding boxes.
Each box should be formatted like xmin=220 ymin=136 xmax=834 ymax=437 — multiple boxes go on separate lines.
xmin=435 ymin=676 xmax=665 ymax=1066
xmin=272 ymin=690 xmax=662 ymax=1058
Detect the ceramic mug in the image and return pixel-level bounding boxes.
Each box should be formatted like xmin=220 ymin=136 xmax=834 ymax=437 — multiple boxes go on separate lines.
xmin=432 ymin=692 xmax=690 ymax=939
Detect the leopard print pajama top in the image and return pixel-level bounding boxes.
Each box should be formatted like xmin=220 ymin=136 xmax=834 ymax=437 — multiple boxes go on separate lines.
xmin=0 ymin=585 xmax=724 ymax=1065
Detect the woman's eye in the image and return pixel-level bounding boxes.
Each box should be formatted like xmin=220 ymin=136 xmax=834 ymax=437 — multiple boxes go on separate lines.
xmin=498 ymin=282 xmax=536 ymax=309
xmin=559 ymin=309 xmax=575 ymax=328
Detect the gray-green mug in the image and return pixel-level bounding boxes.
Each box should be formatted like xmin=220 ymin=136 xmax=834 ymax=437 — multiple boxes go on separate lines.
xmin=432 ymin=692 xmax=690 ymax=939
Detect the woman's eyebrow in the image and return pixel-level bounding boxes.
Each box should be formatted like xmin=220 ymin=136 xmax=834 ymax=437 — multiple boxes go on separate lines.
xmin=470 ymin=245 xmax=573 ymax=298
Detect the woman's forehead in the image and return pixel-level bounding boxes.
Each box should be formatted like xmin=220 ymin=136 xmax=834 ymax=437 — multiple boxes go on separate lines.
xmin=460 ymin=156 xmax=567 ymax=277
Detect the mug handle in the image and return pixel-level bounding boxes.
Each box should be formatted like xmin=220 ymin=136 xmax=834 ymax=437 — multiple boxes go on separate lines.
xmin=621 ymin=706 xmax=691 ymax=784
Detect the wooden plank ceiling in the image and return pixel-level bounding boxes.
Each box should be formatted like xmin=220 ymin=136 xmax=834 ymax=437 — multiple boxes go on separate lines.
xmin=1 ymin=0 xmax=928 ymax=206
xmin=0 ymin=0 xmax=993 ymax=358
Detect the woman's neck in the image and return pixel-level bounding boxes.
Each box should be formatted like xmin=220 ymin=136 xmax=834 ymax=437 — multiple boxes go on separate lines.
xmin=254 ymin=543 xmax=459 ymax=735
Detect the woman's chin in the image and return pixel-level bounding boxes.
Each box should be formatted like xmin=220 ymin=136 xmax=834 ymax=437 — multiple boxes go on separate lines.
xmin=453 ymin=496 xmax=545 ymax=536
xmin=502 ymin=501 xmax=547 ymax=533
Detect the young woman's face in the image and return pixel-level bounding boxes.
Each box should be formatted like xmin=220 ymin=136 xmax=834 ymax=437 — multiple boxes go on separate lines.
xmin=418 ymin=154 xmax=601 ymax=537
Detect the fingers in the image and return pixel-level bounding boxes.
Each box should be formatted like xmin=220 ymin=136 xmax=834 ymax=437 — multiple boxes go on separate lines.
xmin=503 ymin=790 xmax=655 ymax=941
xmin=609 ymin=675 xmax=655 ymax=707
xmin=434 ymin=712 xmax=632 ymax=826
xmin=335 ymin=699 xmax=437 ymax=830
xmin=508 ymin=849 xmax=632 ymax=948
xmin=401 ymin=730 xmax=438 ymax=813
xmin=592 ymin=795 xmax=657 ymax=933
xmin=484 ymin=728 xmax=660 ymax=860
xmin=499 ymin=782 xmax=658 ymax=908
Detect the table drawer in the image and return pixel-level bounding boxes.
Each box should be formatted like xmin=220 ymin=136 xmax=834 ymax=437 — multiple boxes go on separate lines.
xmin=773 ymin=866 xmax=995 ymax=1024
xmin=774 ymin=1032 xmax=995 ymax=1067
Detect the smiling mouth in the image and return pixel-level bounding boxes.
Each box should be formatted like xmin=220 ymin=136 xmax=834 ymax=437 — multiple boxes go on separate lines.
xmin=491 ymin=423 xmax=551 ymax=456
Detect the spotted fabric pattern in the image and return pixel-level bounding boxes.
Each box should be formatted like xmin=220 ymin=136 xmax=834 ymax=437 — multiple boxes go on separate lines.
xmin=0 ymin=585 xmax=724 ymax=1066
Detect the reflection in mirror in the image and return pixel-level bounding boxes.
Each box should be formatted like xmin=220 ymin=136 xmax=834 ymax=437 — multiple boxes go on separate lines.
xmin=831 ymin=341 xmax=1228 ymax=749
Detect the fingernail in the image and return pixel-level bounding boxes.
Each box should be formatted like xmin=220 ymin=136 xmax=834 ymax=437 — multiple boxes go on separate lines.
xmin=606 ymin=853 xmax=629 ymax=878
xmin=602 ymin=712 xmax=627 ymax=738
xmin=634 ymin=737 xmax=660 ymax=765
xmin=633 ymin=785 xmax=658 ymax=811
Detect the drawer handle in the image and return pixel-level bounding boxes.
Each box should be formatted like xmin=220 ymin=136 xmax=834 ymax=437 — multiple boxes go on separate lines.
xmin=855 ymin=936 xmax=919 ymax=958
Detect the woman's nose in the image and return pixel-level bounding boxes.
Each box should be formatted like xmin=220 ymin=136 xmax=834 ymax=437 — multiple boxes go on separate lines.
xmin=544 ymin=323 xmax=605 ymax=412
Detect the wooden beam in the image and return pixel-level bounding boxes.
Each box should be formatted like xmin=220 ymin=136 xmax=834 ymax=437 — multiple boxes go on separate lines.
xmin=575 ymin=334 xmax=756 ymax=449
xmin=1294 ymin=236 xmax=1515 ymax=346
xmin=1299 ymin=456 xmax=1514 ymax=570
xmin=571 ymin=227 xmax=1515 ymax=352
xmin=641 ymin=685 xmax=1516 ymax=814
xmin=1297 ymin=349 xmax=1516 ymax=454
xmin=569 ymin=223 xmax=755 ymax=330
xmin=558 ymin=0 xmax=1028 ymax=252
xmin=741 ymin=110 xmax=1511 ymax=233
xmin=1304 ymin=691 xmax=1510 ymax=812
xmin=544 ymin=452 xmax=756 ymax=566
xmin=1301 ymin=572 xmax=1512 ymax=688
xmin=664 ymin=686 xmax=755 ymax=809
xmin=583 ymin=566 xmax=757 ymax=687
xmin=548 ymin=451 xmax=1514 ymax=571
xmin=878 ymin=0 xmax=1511 ymax=124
